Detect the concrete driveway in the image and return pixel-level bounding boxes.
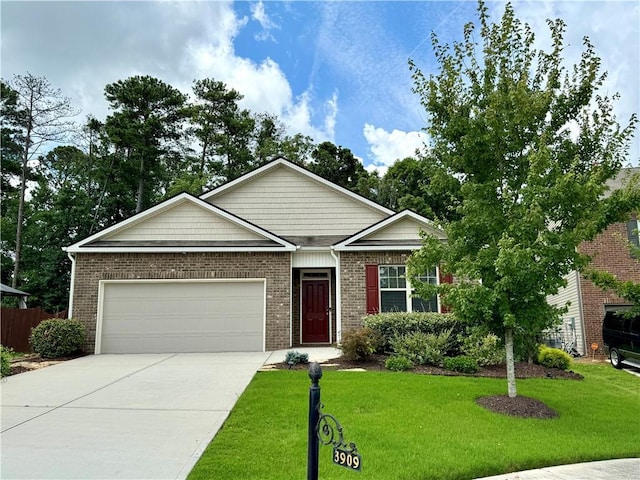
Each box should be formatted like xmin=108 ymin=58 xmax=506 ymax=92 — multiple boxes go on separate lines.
xmin=1 ymin=353 xmax=271 ymax=480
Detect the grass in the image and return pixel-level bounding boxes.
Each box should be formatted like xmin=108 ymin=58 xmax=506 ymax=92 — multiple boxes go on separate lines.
xmin=188 ymin=363 xmax=640 ymax=480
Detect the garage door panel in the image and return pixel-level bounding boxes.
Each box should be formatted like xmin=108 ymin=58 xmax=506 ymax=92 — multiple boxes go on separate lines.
xmin=100 ymin=281 xmax=265 ymax=353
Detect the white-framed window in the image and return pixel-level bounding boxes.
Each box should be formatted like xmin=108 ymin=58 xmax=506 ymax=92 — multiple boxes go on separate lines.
xmin=379 ymin=265 xmax=438 ymax=313
xmin=628 ymin=217 xmax=639 ymax=248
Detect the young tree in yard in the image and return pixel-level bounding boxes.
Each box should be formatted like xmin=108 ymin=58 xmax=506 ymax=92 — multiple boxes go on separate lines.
xmin=408 ymin=1 xmax=638 ymax=398
xmin=2 ymin=74 xmax=79 ymax=288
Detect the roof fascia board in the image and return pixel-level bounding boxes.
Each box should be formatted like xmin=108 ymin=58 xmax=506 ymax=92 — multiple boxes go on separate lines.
xmin=66 ymin=246 xmax=296 ymax=254
xmin=333 ymin=245 xmax=422 ymax=252
xmin=201 ymin=157 xmax=395 ymax=215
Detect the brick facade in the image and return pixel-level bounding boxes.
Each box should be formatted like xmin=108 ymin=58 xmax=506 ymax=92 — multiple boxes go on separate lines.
xmin=578 ymin=220 xmax=640 ymax=356
xmin=339 ymin=250 xmax=412 ymax=334
xmin=72 ymin=251 xmax=291 ymax=353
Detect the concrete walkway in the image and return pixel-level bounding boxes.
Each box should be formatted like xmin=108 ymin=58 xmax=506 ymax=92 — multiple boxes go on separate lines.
xmin=1 ymin=352 xmax=271 ymax=479
xmin=475 ymin=458 xmax=640 ymax=479
xmin=264 ymin=346 xmax=342 ymax=365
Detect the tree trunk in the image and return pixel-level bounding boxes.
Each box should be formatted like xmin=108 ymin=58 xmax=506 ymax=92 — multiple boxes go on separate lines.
xmin=12 ymin=149 xmax=28 ymax=288
xmin=200 ymin=141 xmax=208 ymax=176
xmin=135 ymin=156 xmax=145 ymax=213
xmin=505 ymin=327 xmax=517 ymax=398
xmin=12 ymin=114 xmax=33 ymax=289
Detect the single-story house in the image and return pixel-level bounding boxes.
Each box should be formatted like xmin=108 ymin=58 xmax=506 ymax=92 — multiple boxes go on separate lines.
xmin=547 ymin=168 xmax=640 ymax=356
xmin=65 ymin=158 xmax=448 ymax=354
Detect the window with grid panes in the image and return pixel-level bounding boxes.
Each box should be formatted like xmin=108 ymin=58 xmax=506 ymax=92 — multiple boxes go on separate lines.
xmin=379 ymin=265 xmax=438 ymax=312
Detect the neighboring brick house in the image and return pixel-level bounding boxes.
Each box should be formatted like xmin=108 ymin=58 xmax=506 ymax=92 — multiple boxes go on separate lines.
xmin=547 ymin=168 xmax=640 ymax=356
xmin=65 ymin=158 xmax=447 ymax=354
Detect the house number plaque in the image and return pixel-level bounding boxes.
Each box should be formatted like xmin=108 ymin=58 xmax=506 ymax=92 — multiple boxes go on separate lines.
xmin=333 ymin=447 xmax=361 ymax=471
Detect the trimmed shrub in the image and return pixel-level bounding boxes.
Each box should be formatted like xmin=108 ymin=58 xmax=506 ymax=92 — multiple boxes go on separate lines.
xmin=29 ymin=318 xmax=85 ymax=359
xmin=385 ymin=355 xmax=413 ymax=371
xmin=389 ymin=330 xmax=453 ymax=366
xmin=339 ymin=327 xmax=381 ymax=361
xmin=363 ymin=312 xmax=466 ymax=352
xmin=443 ymin=355 xmax=479 ymax=374
xmin=461 ymin=327 xmax=505 ymax=366
xmin=284 ymin=350 xmax=309 ymax=365
xmin=1 ymin=345 xmax=13 ymax=378
xmin=537 ymin=346 xmax=572 ymax=371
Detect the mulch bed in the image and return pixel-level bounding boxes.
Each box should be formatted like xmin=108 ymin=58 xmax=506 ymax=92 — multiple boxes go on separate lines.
xmin=476 ymin=395 xmax=558 ymax=419
xmin=270 ymin=354 xmax=582 ymax=419
xmin=8 ymin=353 xmax=86 ymax=376
xmin=272 ymin=353 xmax=583 ymax=380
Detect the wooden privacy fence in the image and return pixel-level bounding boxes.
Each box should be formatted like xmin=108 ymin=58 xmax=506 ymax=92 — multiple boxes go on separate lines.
xmin=1 ymin=307 xmax=68 ymax=352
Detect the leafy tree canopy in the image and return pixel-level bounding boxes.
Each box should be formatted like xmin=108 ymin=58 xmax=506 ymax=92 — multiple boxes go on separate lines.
xmin=408 ymin=1 xmax=638 ymax=397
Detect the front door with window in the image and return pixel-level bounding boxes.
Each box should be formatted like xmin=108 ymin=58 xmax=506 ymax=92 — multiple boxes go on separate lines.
xmin=301 ymin=280 xmax=330 ymax=343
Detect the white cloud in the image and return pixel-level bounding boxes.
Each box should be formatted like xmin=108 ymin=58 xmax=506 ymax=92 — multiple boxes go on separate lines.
xmin=279 ymin=91 xmax=335 ymax=143
xmin=324 ymin=91 xmax=338 ymax=140
xmin=363 ymin=124 xmax=426 ymax=167
xmin=250 ymin=0 xmax=280 ymax=42
xmin=187 ymin=44 xmax=335 ymax=144
xmin=2 ymin=1 xmax=335 ymax=149
xmin=487 ymin=1 xmax=639 ymax=165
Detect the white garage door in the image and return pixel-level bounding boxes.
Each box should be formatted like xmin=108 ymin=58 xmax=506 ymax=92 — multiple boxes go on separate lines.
xmin=98 ymin=280 xmax=265 ymax=353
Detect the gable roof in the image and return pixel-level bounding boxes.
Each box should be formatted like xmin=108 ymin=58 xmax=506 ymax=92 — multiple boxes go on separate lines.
xmin=200 ymin=157 xmax=393 ymax=238
xmin=65 ymin=193 xmax=296 ymax=253
xmin=202 ymin=157 xmax=394 ymax=214
xmin=333 ymin=210 xmax=446 ymax=251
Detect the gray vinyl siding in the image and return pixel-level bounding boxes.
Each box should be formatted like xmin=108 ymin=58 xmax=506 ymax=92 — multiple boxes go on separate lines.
xmin=362 ymin=217 xmax=425 ymax=241
xmin=547 ymin=270 xmax=585 ymax=355
xmin=207 ymin=165 xmax=388 ymax=236
xmin=104 ymin=201 xmax=265 ymax=242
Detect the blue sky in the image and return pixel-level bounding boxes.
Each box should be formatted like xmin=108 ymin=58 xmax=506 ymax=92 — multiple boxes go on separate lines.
xmin=2 ymin=1 xmax=638 ymax=172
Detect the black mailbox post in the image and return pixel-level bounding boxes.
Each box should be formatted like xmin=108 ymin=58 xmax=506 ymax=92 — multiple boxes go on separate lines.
xmin=307 ymin=362 xmax=361 ymax=480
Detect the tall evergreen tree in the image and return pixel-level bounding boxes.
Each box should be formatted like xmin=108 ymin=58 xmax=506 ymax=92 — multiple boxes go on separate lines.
xmin=2 ymin=74 xmax=78 ymax=288
xmin=104 ymin=75 xmax=187 ymax=212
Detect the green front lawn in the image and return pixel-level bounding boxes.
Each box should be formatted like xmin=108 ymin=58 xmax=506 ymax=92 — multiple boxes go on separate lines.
xmin=188 ymin=364 xmax=640 ymax=480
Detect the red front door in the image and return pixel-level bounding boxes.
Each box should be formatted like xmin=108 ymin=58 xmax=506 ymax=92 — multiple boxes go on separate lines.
xmin=302 ymin=280 xmax=330 ymax=343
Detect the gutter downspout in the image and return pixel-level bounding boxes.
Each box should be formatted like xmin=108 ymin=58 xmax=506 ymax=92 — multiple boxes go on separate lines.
xmin=330 ymin=247 xmax=341 ymax=344
xmin=66 ymin=250 xmax=76 ymax=319
xmin=575 ymin=269 xmax=587 ymax=355
xmin=290 ymin=245 xmax=302 ymax=348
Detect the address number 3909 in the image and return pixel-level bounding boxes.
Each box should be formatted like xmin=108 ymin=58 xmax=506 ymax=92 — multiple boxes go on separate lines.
xmin=333 ymin=448 xmax=361 ymax=471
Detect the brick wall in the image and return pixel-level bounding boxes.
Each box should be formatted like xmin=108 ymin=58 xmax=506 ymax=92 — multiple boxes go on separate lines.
xmin=339 ymin=251 xmax=412 ymax=333
xmin=72 ymin=251 xmax=291 ymax=353
xmin=579 ymin=220 xmax=640 ymax=356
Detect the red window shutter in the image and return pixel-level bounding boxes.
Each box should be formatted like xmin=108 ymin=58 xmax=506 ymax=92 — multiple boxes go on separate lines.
xmin=365 ymin=264 xmax=379 ymax=314
xmin=439 ymin=269 xmax=453 ymax=313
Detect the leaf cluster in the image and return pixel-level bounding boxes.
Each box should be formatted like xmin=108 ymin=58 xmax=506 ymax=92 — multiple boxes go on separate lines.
xmin=408 ymin=1 xmax=637 ymax=340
